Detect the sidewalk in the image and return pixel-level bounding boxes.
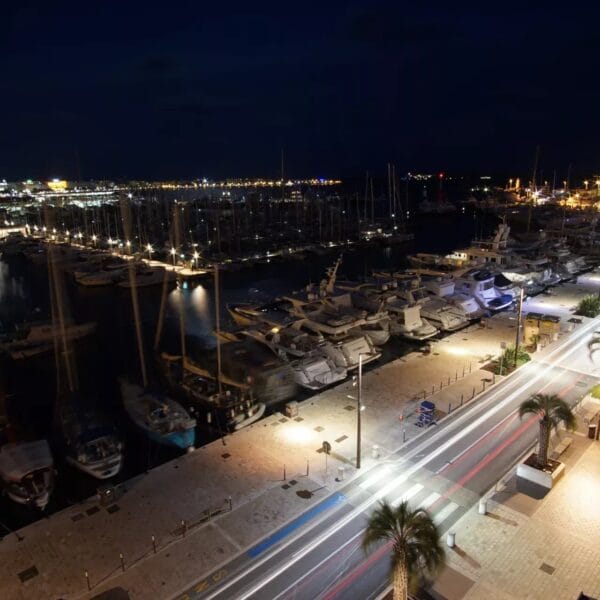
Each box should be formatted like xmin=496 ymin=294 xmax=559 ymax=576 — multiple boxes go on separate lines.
xmin=432 ymin=397 xmax=600 ymax=600
xmin=0 ymin=282 xmax=594 ymax=600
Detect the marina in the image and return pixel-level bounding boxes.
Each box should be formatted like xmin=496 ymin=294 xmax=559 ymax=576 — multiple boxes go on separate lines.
xmin=2 ymin=178 xmax=600 ymax=599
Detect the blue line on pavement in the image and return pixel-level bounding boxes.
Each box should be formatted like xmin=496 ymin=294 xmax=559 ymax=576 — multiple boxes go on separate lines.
xmin=246 ymin=492 xmax=346 ymax=558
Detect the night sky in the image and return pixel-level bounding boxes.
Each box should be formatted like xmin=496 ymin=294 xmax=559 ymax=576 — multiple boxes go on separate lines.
xmin=2 ymin=2 xmax=600 ymax=181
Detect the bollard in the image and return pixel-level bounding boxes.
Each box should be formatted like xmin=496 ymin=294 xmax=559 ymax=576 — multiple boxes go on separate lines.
xmin=432 ymin=385 xmax=435 ymax=395
xmin=337 ymin=466 xmax=345 ymax=481
xmin=85 ymin=569 xmax=91 ymax=591
xmin=478 ymin=499 xmax=487 ymax=515
xmin=120 ymin=553 xmax=125 ymax=572
xmin=151 ymin=535 xmax=156 ymax=554
xmin=283 ymin=464 xmax=287 ymax=481
xmin=483 ymin=380 xmax=486 ymax=392
xmin=455 ymin=370 xmax=457 ymax=382
xmin=227 ymin=496 xmax=232 ymax=512
xmin=181 ymin=520 xmax=187 ymax=538
xmin=472 ymin=386 xmax=475 ymax=398
xmin=423 ymin=390 xmax=427 ymax=400
xmin=469 ymin=363 xmax=472 ymax=373
xmin=493 ymin=373 xmax=496 ymax=384
xmin=448 ymin=402 xmax=452 ymax=413
xmin=440 ymin=380 xmax=443 ymax=389
xmin=446 ymin=532 xmax=455 ymax=548
xmin=306 ymin=459 xmax=309 ymax=477
xmin=462 ymin=366 xmax=465 ymax=377
xmin=448 ymin=376 xmax=451 ymax=386
xmin=372 ymin=445 xmax=380 ymax=459
xmin=403 ymin=430 xmax=406 ymax=442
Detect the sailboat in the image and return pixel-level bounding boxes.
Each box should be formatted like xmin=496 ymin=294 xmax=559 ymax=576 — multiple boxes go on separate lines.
xmin=118 ymin=200 xmax=196 ymax=451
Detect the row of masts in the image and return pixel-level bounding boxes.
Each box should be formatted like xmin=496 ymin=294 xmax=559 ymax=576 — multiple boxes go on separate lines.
xmin=23 ymin=173 xmax=431 ymax=257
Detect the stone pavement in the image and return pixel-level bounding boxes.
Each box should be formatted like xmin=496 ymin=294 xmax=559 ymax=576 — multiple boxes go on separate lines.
xmin=0 ymin=280 xmax=596 ymax=600
xmin=431 ymin=395 xmax=600 ymax=600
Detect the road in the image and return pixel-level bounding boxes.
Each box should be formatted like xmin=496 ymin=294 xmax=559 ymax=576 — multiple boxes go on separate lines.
xmin=177 ymin=317 xmax=599 ymax=600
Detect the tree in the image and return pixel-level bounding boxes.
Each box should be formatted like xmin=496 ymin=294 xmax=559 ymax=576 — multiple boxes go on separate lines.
xmin=519 ymin=393 xmax=576 ymax=469
xmin=362 ymin=500 xmax=445 ymax=600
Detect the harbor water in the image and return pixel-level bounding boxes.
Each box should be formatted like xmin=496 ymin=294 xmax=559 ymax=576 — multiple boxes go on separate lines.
xmin=0 ymin=208 xmax=496 ymax=530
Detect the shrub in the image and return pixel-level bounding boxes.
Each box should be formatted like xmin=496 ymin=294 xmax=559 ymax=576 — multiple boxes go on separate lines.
xmin=495 ymin=345 xmax=530 ymax=374
xmin=576 ymin=295 xmax=600 ymax=318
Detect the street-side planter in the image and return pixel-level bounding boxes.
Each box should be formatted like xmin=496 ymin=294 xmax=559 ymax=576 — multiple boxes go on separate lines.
xmin=516 ymin=454 xmax=565 ymax=493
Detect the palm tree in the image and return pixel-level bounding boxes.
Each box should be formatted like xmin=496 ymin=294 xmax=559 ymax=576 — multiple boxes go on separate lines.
xmin=519 ymin=393 xmax=577 ymax=468
xmin=362 ymin=500 xmax=445 ymax=600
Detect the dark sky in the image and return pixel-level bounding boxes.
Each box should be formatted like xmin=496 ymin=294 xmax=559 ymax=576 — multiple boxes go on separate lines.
xmin=2 ymin=1 xmax=600 ymax=181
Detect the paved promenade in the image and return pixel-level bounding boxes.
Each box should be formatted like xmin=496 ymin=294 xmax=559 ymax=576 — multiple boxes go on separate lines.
xmin=431 ymin=397 xmax=600 ymax=600
xmin=0 ymin=280 xmax=597 ymax=600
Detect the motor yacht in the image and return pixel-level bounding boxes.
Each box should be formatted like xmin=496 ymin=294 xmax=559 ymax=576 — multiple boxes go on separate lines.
xmin=453 ymin=269 xmax=514 ymax=312
xmin=336 ymin=280 xmax=438 ymax=341
xmin=119 ymin=378 xmax=196 ymax=451
xmin=56 ymin=395 xmax=123 ymax=479
xmin=0 ymin=440 xmax=55 ymax=509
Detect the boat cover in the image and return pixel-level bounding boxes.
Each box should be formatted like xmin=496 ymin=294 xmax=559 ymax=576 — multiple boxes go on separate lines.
xmin=0 ymin=440 xmax=53 ymax=481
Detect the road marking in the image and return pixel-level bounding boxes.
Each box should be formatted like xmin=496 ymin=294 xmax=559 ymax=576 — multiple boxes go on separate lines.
xmin=434 ymin=502 xmax=458 ymax=525
xmin=202 ymin=317 xmax=599 ymax=600
xmin=419 ymin=492 xmax=441 ymax=509
xmin=390 ymin=483 xmax=423 ymax=507
xmin=359 ymin=466 xmax=390 ymax=489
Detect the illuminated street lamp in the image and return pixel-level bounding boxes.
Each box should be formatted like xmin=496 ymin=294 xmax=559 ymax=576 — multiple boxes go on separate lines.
xmin=170 ymin=247 xmax=177 ymax=266
xmin=146 ymin=243 xmax=153 ymax=259
xmin=347 ymin=353 xmax=368 ymax=469
xmin=193 ymin=251 xmax=199 ymax=270
xmin=584 ymin=180 xmax=589 ymax=190
xmin=92 ymin=234 xmax=97 ymax=247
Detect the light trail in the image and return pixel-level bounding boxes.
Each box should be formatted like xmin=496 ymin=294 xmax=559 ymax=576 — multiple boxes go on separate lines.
xmin=199 ymin=317 xmax=598 ymax=600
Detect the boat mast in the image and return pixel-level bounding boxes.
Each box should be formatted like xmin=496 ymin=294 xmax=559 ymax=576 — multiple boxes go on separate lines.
xmin=46 ymin=208 xmax=77 ymax=393
xmin=527 ymin=145 xmax=540 ymax=234
xmin=120 ymin=196 xmax=147 ymax=387
xmin=214 ymin=265 xmax=223 ymax=395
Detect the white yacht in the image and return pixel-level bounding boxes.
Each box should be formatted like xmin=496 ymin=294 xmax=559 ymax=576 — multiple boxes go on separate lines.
xmin=0 ymin=440 xmax=55 ymax=509
xmin=243 ymin=326 xmax=347 ymax=391
xmin=453 ymin=269 xmax=514 ymax=312
xmin=417 ymin=272 xmax=485 ymax=320
xmin=336 ymin=280 xmax=438 ymax=341
xmin=117 ymin=267 xmax=176 ymax=288
xmin=76 ymin=268 xmax=127 ymax=286
xmin=1 ymin=321 xmax=96 ymax=358
xmin=382 ymin=276 xmax=469 ymax=332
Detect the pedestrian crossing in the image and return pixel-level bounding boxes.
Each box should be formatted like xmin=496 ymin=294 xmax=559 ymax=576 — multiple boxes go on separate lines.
xmin=356 ymin=472 xmax=464 ymax=532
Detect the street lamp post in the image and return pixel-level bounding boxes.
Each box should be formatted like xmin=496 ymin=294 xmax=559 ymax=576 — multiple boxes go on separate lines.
xmin=514 ymin=287 xmax=524 ymax=369
xmin=170 ymin=247 xmax=177 ymax=266
xmin=357 ymin=353 xmax=363 ymax=469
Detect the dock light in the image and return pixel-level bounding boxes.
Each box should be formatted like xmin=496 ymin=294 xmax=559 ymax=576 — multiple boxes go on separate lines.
xmin=108 ymin=237 xmax=113 ymax=245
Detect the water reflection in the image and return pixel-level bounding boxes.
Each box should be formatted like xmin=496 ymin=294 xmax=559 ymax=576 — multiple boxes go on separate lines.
xmin=168 ymin=285 xmax=216 ymax=347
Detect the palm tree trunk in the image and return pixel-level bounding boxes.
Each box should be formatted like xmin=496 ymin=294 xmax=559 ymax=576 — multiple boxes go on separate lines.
xmin=392 ymin=561 xmax=408 ymax=600
xmin=537 ymin=419 xmax=550 ymax=468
